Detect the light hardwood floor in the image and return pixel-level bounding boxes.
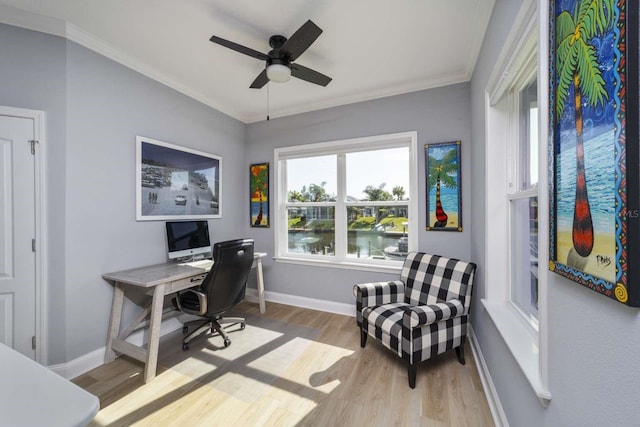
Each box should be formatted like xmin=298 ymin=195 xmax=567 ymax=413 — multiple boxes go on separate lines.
xmin=74 ymin=301 xmax=494 ymax=427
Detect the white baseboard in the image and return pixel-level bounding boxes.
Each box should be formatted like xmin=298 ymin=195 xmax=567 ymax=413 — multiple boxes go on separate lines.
xmin=49 ymin=317 xmax=186 ymax=380
xmin=48 ymin=347 xmax=105 ymax=380
xmin=245 ymin=288 xmax=355 ymax=317
xmin=51 ymin=293 xmax=354 ymax=380
xmin=468 ymin=324 xmax=509 ymax=427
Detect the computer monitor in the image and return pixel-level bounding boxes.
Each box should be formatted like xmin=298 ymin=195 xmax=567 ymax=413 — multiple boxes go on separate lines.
xmin=165 ymin=220 xmax=211 ymax=260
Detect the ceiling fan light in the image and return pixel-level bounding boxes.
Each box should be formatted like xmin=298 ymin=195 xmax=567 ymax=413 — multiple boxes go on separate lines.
xmin=266 ymin=64 xmax=291 ymax=83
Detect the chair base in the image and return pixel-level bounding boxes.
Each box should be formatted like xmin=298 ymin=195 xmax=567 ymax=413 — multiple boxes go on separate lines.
xmin=182 ymin=316 xmax=245 ymax=350
xmin=408 ymin=363 xmax=417 ymax=389
xmin=360 ymin=329 xmax=367 ymax=347
xmin=361 ymin=325 xmax=467 ymax=389
xmin=455 ymin=344 xmax=466 ymax=365
xmin=408 ymin=345 xmax=465 ymax=389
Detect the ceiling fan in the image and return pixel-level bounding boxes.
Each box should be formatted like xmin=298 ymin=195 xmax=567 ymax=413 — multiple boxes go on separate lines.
xmin=209 ymin=20 xmax=332 ymax=89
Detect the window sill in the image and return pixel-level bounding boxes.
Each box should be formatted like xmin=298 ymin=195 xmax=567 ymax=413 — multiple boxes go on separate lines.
xmin=481 ymin=299 xmax=551 ymax=406
xmin=274 ymin=256 xmax=403 ymax=274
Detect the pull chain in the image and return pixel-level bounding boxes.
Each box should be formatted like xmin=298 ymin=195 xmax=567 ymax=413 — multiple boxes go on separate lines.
xmin=267 ymin=83 xmax=270 ymax=121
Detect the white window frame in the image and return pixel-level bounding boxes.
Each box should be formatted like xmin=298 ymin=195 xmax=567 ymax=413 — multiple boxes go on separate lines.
xmin=274 ymin=131 xmax=418 ymax=272
xmin=482 ymin=0 xmax=551 ymax=405
xmin=507 ymin=67 xmax=539 ymax=330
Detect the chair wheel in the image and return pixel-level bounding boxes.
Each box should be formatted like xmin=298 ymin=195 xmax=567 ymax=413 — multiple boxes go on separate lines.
xmin=182 ymin=342 xmax=189 ymax=351
xmin=224 ymin=338 xmax=231 ymax=347
xmin=182 ymin=326 xmax=188 ymax=334
xmin=240 ymin=322 xmax=246 ymax=330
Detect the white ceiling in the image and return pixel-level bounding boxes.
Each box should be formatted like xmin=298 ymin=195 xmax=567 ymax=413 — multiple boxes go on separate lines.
xmin=0 ymin=0 xmax=495 ymax=123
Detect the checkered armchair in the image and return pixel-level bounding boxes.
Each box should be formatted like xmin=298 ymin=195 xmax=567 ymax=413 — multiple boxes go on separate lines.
xmin=353 ymin=252 xmax=477 ymax=388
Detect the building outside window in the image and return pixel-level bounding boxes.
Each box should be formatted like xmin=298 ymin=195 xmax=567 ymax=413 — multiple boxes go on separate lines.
xmin=274 ymin=132 xmax=418 ymax=268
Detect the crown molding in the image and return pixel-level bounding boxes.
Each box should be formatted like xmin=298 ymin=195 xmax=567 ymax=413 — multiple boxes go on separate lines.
xmin=63 ymin=22 xmax=244 ymax=121
xmin=245 ymin=72 xmax=470 ymax=123
xmin=0 ymin=4 xmax=245 ymax=122
xmin=0 ymin=4 xmax=66 ymax=37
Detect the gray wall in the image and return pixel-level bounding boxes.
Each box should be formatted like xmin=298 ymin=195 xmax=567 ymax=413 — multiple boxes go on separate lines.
xmin=470 ymin=1 xmax=640 ymax=425
xmin=63 ymin=42 xmax=246 ymax=362
xmin=0 ymin=23 xmax=69 ymax=363
xmin=245 ymin=83 xmax=472 ymax=305
xmin=0 ymin=22 xmax=246 ymax=363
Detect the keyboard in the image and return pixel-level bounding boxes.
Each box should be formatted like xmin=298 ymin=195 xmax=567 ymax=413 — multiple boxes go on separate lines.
xmin=182 ymin=259 xmax=214 ymax=269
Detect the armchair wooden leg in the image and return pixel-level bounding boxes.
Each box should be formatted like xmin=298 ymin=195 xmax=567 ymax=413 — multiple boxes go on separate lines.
xmin=455 ymin=344 xmax=466 ymax=365
xmin=408 ymin=363 xmax=417 ymax=389
xmin=360 ymin=329 xmax=367 ymax=348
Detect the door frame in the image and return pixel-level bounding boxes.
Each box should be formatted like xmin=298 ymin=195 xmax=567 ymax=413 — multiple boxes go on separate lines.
xmin=0 ymin=106 xmax=47 ymax=363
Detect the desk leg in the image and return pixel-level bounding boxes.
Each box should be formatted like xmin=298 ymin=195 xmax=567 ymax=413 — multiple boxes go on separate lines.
xmin=105 ymin=282 xmax=124 ymax=363
xmin=144 ymin=283 xmax=166 ymax=383
xmin=256 ymin=258 xmax=266 ymax=314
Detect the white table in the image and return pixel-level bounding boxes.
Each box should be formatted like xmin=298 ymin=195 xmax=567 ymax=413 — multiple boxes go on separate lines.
xmin=102 ymin=252 xmax=266 ymax=383
xmin=0 ymin=343 xmax=99 ymax=427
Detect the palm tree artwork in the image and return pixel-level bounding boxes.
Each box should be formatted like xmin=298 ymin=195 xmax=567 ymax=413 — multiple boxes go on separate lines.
xmin=250 ymin=163 xmax=269 ymax=227
xmin=555 ymin=0 xmax=615 ymax=268
xmin=426 ymin=142 xmax=460 ymax=230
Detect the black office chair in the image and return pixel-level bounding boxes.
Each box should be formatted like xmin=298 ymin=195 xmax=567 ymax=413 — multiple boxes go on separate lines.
xmin=174 ymin=238 xmax=255 ymax=350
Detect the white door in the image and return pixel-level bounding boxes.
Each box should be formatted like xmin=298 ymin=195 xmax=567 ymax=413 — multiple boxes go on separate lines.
xmin=0 ymin=113 xmax=37 ymax=359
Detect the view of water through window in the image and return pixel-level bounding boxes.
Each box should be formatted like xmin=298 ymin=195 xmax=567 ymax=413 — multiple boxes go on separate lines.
xmin=278 ymin=133 xmax=415 ymax=264
xmin=288 ymin=229 xmax=405 ymax=259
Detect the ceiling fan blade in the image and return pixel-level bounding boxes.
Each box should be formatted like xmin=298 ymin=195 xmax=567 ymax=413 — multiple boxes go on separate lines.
xmin=291 ymin=63 xmax=332 ymax=87
xmin=250 ymin=69 xmax=269 ymax=89
xmin=280 ymin=20 xmax=322 ymax=61
xmin=209 ymin=35 xmax=268 ymax=61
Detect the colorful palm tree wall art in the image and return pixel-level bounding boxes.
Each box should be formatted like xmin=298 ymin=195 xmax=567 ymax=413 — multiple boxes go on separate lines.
xmin=550 ymin=0 xmax=640 ymax=306
xmin=250 ymin=163 xmax=269 ymax=227
xmin=555 ymin=0 xmax=615 ymax=268
xmin=425 ymin=141 xmax=462 ymax=231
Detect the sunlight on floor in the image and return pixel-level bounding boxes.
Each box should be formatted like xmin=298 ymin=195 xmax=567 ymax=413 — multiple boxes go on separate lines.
xmin=80 ymin=301 xmax=495 ymax=426
xmin=90 ymin=324 xmax=356 ymax=426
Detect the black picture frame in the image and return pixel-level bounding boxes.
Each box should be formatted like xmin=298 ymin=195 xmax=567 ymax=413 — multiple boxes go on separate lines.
xmin=549 ymin=0 xmax=640 ymax=306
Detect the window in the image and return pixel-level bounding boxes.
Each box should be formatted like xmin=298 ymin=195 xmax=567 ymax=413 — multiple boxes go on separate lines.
xmin=483 ymin=0 xmax=550 ymax=404
xmin=274 ymin=132 xmax=418 ymax=269
xmin=509 ymin=78 xmax=539 ymax=326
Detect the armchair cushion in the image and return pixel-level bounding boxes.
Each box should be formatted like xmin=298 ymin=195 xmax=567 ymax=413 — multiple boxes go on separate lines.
xmin=404 ymin=300 xmax=465 ymax=327
xmin=362 ymin=299 xmax=466 ymax=357
xmin=361 ymin=302 xmax=410 ymax=357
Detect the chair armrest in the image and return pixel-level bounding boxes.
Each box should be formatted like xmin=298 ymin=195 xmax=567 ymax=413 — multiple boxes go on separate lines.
xmin=353 ymin=281 xmax=405 ymax=307
xmin=404 ymin=299 xmax=465 ymax=328
xmin=175 ymin=288 xmax=208 ymax=316
xmin=353 ymin=281 xmax=405 ymax=326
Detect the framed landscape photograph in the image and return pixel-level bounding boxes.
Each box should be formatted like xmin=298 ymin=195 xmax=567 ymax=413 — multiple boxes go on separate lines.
xmin=250 ymin=163 xmax=269 ymax=227
xmin=136 ymin=136 xmax=221 ymax=221
xmin=425 ymin=141 xmax=462 ymax=231
xmin=549 ymin=0 xmax=640 ymax=306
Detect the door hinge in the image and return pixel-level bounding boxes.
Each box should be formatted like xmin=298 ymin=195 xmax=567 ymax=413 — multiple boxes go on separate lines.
xmin=29 ymin=139 xmax=38 ymax=155
xmin=32 ymin=336 xmax=36 ymax=350
xmin=32 ymin=239 xmax=36 ymax=252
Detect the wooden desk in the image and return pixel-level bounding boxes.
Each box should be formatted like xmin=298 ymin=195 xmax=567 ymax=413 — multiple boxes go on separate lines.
xmin=102 ymin=252 xmax=266 ymax=383
xmin=0 ymin=343 xmax=99 ymax=426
